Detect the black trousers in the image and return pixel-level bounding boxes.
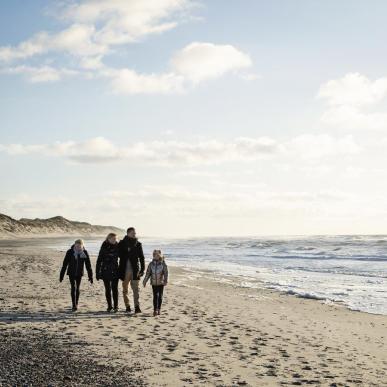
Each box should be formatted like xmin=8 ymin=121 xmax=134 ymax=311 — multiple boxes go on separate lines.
xmin=152 ymin=285 xmax=164 ymax=311
xmin=103 ymin=279 xmax=119 ymax=309
xmin=69 ymin=276 xmax=82 ymax=308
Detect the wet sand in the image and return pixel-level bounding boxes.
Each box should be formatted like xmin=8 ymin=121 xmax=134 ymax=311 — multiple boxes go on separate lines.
xmin=0 ymin=240 xmax=386 ymax=386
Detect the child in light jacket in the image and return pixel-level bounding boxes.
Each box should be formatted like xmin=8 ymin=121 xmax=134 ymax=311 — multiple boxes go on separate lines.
xmin=143 ymin=249 xmax=168 ymax=316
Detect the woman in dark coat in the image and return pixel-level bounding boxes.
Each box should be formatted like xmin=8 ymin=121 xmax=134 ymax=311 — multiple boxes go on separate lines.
xmin=60 ymin=239 xmax=93 ymax=311
xmin=96 ymin=233 xmax=119 ymax=312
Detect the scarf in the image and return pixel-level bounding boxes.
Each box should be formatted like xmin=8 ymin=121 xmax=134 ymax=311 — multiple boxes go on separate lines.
xmin=73 ymin=247 xmax=87 ymax=259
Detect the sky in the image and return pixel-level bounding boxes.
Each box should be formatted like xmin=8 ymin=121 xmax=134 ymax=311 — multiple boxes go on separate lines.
xmin=1 ymin=0 xmax=387 ymax=237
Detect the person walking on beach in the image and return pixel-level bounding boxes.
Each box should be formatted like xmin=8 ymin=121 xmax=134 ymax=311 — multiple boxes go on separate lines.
xmin=118 ymin=227 xmax=145 ymax=314
xmin=59 ymin=239 xmax=93 ymax=312
xmin=96 ymin=233 xmax=119 ymax=312
xmin=143 ymin=249 xmax=168 ymax=316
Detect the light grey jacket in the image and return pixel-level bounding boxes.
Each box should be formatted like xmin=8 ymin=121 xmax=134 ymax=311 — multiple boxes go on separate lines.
xmin=143 ymin=259 xmax=168 ymax=286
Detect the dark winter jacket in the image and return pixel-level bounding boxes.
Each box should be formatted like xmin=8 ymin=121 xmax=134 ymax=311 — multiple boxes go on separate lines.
xmin=96 ymin=240 xmax=119 ymax=281
xmin=60 ymin=247 xmax=93 ymax=282
xmin=117 ymin=236 xmax=145 ymax=280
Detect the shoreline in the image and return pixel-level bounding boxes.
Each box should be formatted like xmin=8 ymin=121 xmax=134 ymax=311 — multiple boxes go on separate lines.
xmin=165 ymin=262 xmax=387 ymax=317
xmin=1 ymin=241 xmax=386 ymax=386
xmin=1 ymin=236 xmax=384 ymax=317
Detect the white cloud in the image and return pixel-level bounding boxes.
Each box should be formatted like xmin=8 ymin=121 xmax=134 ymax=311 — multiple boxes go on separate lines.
xmin=170 ymin=42 xmax=252 ymax=83
xmin=176 ymin=170 xmax=219 ymax=177
xmin=101 ymin=42 xmax=254 ymax=94
xmin=103 ymin=68 xmax=185 ymax=94
xmin=0 ymin=2 xmax=256 ymax=94
xmin=318 ymin=73 xmax=387 ymax=130
xmin=106 ymin=187 xmax=352 ymax=209
xmin=52 ymin=23 xmax=106 ymax=57
xmin=0 ymin=0 xmax=191 ymax=63
xmin=0 ymin=143 xmax=46 ymax=155
xmin=0 ymin=24 xmax=105 ymax=62
xmin=1 ymin=186 xmax=353 ymax=226
xmin=285 ymin=134 xmax=361 ymax=159
xmin=1 ymin=40 xmax=254 ymax=93
xmin=320 ymin=105 xmax=387 ymax=130
xmin=1 ymin=65 xmax=78 ymax=83
xmin=0 ymin=32 xmax=48 ymax=62
xmin=61 ymin=0 xmax=191 ymax=46
xmin=79 ymin=55 xmax=104 ymax=70
xmin=239 ymin=73 xmax=261 ymax=81
xmin=0 ymin=136 xmax=278 ymax=165
xmin=1 ymin=137 xmax=120 ymax=162
xmin=317 ymin=73 xmax=387 ymax=107
xmin=2 ymin=185 xmax=380 ymax=236
xmin=0 ymin=134 xmax=360 ymax=165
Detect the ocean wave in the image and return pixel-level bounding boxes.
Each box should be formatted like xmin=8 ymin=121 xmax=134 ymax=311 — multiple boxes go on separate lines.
xmin=294 ymin=246 xmax=315 ymax=251
xmin=266 ymin=254 xmax=387 ymax=262
xmin=281 ymin=266 xmax=387 ymax=279
xmin=284 ymin=290 xmax=327 ymax=301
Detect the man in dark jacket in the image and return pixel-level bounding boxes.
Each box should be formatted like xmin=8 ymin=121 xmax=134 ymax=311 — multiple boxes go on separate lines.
xmin=118 ymin=227 xmax=145 ymax=313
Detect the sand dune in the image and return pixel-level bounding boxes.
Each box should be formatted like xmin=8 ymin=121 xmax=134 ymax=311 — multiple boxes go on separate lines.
xmin=0 ymin=240 xmax=386 ymax=386
xmin=0 ymin=213 xmax=123 ymax=239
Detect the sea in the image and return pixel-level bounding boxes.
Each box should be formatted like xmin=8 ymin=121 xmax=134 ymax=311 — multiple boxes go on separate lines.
xmin=50 ymin=235 xmax=387 ymax=315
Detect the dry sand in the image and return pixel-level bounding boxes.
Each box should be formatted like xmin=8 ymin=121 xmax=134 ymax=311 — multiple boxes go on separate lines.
xmin=0 ymin=239 xmax=386 ymax=386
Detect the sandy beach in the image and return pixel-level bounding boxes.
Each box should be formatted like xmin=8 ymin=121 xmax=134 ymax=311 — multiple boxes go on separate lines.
xmin=0 ymin=239 xmax=386 ymax=386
